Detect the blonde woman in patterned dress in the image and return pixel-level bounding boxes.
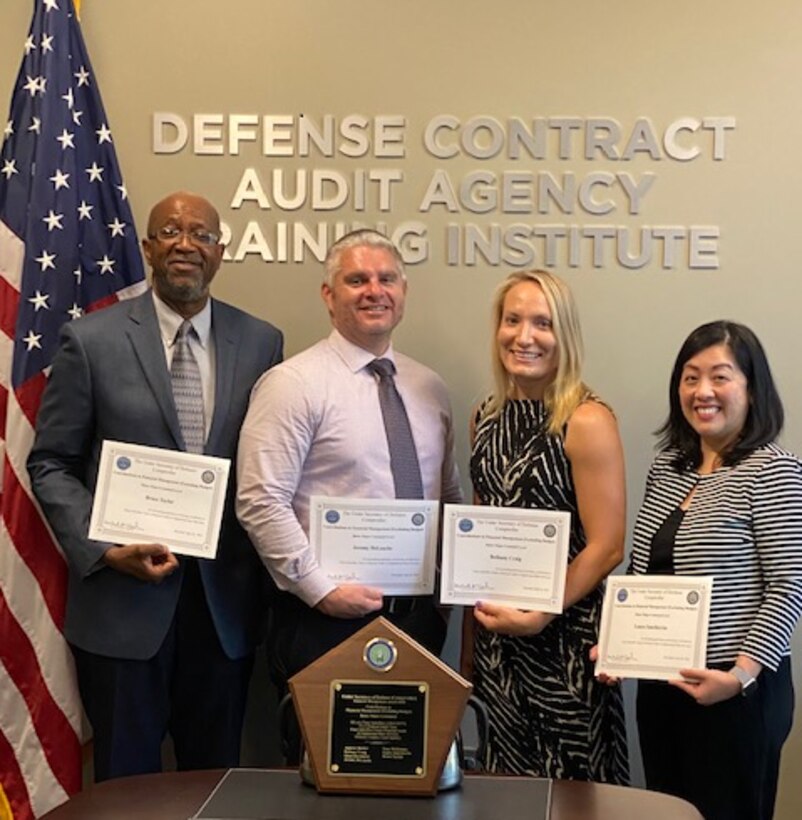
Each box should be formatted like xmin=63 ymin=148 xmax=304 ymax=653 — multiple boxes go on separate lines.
xmin=465 ymin=270 xmax=629 ymax=782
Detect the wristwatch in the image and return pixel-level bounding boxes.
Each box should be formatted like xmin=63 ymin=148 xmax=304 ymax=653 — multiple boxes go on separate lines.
xmin=729 ymin=665 xmax=758 ymax=698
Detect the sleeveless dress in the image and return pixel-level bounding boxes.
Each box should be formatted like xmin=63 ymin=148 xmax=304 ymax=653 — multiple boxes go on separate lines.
xmin=469 ymin=398 xmax=629 ymax=782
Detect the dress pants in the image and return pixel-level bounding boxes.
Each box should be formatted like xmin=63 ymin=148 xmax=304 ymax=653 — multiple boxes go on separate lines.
xmin=72 ymin=559 xmax=254 ymax=781
xmin=637 ymin=658 xmax=794 ymax=820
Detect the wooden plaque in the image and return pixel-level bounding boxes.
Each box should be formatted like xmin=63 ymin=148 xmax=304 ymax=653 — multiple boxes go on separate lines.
xmin=289 ymin=616 xmax=472 ymax=796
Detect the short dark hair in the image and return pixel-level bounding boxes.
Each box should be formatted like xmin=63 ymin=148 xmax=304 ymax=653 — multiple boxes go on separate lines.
xmin=657 ymin=320 xmax=784 ymax=469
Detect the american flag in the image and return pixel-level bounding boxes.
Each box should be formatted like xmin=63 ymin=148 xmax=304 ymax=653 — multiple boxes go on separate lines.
xmin=0 ymin=1 xmax=146 ymax=816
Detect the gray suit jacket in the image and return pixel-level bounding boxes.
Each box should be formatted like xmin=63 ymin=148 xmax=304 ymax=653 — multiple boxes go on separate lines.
xmin=27 ymin=291 xmax=283 ymax=660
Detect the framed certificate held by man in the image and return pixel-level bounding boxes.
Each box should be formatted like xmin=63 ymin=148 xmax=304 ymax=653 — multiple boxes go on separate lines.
xmin=88 ymin=440 xmax=230 ymax=559
xmin=309 ymin=496 xmax=440 ymax=596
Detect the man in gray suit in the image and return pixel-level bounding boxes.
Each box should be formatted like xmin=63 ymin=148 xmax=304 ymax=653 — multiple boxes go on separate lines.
xmin=27 ymin=191 xmax=283 ymax=781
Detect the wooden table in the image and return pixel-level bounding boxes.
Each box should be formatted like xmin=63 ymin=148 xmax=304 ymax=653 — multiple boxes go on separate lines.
xmin=43 ymin=769 xmax=703 ymax=819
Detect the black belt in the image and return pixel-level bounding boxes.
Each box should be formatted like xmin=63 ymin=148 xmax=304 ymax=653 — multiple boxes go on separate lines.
xmin=383 ymin=596 xmax=418 ymax=617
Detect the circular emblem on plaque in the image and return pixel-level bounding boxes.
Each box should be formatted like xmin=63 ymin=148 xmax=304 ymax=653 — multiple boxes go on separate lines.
xmin=201 ymin=470 xmax=215 ymax=484
xmin=617 ymin=588 xmax=628 ymax=603
xmin=687 ymin=590 xmax=700 ymax=605
xmin=543 ymin=523 xmax=556 ymax=538
xmin=458 ymin=518 xmax=474 ymax=533
xmin=325 ymin=509 xmax=341 ymax=524
xmin=411 ymin=513 xmax=425 ymax=526
xmin=363 ymin=637 xmax=397 ymax=672
xmin=116 ymin=456 xmax=131 ymax=471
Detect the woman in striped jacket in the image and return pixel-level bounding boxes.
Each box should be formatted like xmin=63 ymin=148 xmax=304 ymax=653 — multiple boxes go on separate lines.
xmin=631 ymin=320 xmax=802 ymax=820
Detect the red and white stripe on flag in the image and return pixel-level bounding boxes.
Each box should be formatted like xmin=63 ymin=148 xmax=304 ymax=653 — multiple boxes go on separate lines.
xmin=0 ymin=1 xmax=146 ymax=816
xmin=0 ymin=216 xmax=82 ymax=820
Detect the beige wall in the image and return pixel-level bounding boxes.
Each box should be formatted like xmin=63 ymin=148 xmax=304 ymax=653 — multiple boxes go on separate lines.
xmin=3 ymin=1 xmax=802 ymax=813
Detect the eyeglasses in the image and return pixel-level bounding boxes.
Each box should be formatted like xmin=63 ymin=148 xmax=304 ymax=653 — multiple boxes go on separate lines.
xmin=150 ymin=225 xmax=220 ymax=246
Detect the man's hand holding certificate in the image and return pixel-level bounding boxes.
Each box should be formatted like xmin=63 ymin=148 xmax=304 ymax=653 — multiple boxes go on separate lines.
xmin=439 ymin=504 xmax=570 ymax=613
xmin=595 ymin=575 xmax=713 ymax=681
xmin=89 ymin=440 xmax=231 ymax=559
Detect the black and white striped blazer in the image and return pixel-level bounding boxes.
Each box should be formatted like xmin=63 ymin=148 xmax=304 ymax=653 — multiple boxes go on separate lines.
xmin=630 ymin=443 xmax=802 ymax=670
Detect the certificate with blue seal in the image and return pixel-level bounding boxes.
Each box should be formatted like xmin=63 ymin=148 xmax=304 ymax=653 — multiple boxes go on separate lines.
xmin=595 ymin=575 xmax=712 ymax=681
xmin=309 ymin=496 xmax=439 ymax=595
xmin=439 ymin=503 xmax=570 ymax=612
xmin=88 ymin=439 xmax=230 ymax=558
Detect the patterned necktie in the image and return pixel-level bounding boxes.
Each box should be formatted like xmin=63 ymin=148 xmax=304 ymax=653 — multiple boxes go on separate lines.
xmin=170 ymin=320 xmax=205 ymax=454
xmin=367 ymin=358 xmax=424 ymax=499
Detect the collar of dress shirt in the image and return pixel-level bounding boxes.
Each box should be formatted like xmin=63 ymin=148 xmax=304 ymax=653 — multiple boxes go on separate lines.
xmin=152 ymin=289 xmax=212 ymax=349
xmin=328 ymin=328 xmax=397 ymax=374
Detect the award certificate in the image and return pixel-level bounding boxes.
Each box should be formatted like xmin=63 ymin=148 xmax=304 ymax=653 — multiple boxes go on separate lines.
xmin=595 ymin=575 xmax=713 ymax=681
xmin=88 ymin=440 xmax=230 ymax=559
xmin=309 ymin=496 xmax=439 ymax=595
xmin=439 ymin=504 xmax=570 ymax=613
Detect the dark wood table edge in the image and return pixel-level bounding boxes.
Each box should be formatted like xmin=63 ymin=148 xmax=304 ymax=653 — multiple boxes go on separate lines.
xmin=42 ymin=768 xmax=703 ymax=819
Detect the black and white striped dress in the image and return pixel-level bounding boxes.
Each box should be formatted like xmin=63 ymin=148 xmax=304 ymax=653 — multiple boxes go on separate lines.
xmin=630 ymin=444 xmax=802 ymax=669
xmin=470 ymin=398 xmax=629 ymax=782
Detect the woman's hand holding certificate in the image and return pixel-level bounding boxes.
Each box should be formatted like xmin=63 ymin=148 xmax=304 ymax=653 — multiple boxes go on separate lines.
xmin=473 ymin=601 xmax=556 ymax=636
xmin=595 ymin=575 xmax=713 ymax=682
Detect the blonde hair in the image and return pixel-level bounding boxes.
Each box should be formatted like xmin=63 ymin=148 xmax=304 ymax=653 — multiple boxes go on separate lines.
xmin=482 ymin=270 xmax=590 ymax=437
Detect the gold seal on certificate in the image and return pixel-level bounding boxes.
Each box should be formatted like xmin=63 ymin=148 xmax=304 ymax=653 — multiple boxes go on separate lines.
xmin=439 ymin=503 xmax=570 ymax=613
xmin=595 ymin=575 xmax=713 ymax=681
xmin=309 ymin=496 xmax=439 ymax=595
xmin=88 ymin=440 xmax=230 ymax=559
